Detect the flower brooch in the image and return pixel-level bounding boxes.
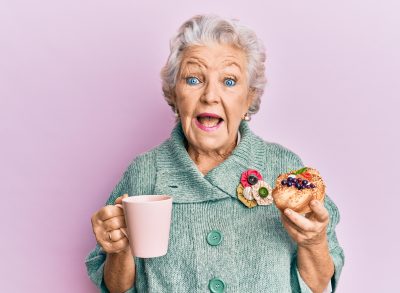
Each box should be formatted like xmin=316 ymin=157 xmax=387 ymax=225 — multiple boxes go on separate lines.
xmin=236 ymin=169 xmax=273 ymax=208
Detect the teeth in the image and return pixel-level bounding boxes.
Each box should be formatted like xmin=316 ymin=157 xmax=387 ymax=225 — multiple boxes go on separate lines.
xmin=198 ymin=116 xmax=220 ymax=127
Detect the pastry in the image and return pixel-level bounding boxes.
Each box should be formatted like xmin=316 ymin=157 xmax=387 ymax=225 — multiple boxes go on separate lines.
xmin=272 ymin=167 xmax=325 ymax=214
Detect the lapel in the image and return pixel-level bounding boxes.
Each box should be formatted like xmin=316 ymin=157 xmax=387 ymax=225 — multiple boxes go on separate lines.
xmin=154 ymin=121 xmax=267 ymax=204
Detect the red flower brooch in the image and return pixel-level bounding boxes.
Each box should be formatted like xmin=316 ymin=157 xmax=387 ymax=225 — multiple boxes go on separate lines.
xmin=236 ymin=169 xmax=273 ymax=208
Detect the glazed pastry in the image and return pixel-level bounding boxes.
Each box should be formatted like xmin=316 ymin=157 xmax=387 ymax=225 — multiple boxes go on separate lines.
xmin=272 ymin=167 xmax=325 ymax=214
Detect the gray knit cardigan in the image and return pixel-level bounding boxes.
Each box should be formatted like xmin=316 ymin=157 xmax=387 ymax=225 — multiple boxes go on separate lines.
xmin=85 ymin=121 xmax=344 ymax=293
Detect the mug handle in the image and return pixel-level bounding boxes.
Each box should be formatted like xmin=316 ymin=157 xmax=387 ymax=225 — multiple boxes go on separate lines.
xmin=114 ymin=203 xmax=128 ymax=238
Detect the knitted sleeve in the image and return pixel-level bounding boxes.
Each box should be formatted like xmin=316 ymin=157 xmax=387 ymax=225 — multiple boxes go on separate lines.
xmin=84 ymin=152 xmax=157 ymax=293
xmin=284 ymin=151 xmax=345 ymax=293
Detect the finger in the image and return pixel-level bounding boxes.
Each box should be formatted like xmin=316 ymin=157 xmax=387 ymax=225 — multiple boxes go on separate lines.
xmin=101 ymin=236 xmax=129 ymax=254
xmin=114 ymin=193 xmax=129 ymax=205
xmin=92 ymin=225 xmax=105 ymax=244
xmin=281 ymin=214 xmax=304 ymax=241
xmin=103 ymin=215 xmax=126 ymax=232
xmin=97 ymin=205 xmax=125 ymax=221
xmin=105 ymin=229 xmax=127 ymax=243
xmin=281 ymin=213 xmax=304 ymax=234
xmin=284 ymin=209 xmax=316 ymax=232
xmin=110 ymin=237 xmax=130 ymax=253
xmin=309 ymin=200 xmax=329 ymax=223
xmin=114 ymin=203 xmax=123 ymax=210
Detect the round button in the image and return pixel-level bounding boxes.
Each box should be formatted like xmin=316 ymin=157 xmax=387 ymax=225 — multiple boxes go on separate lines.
xmin=247 ymin=174 xmax=258 ymax=185
xmin=206 ymin=230 xmax=223 ymax=246
xmin=209 ymin=278 xmax=225 ymax=293
xmin=258 ymin=186 xmax=269 ymax=198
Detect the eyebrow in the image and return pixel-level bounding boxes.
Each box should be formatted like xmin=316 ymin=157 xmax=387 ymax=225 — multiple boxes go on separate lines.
xmin=184 ymin=62 xmax=204 ymax=69
xmin=182 ymin=57 xmax=243 ymax=71
xmin=180 ymin=63 xmax=203 ymax=78
xmin=183 ymin=57 xmax=207 ymax=68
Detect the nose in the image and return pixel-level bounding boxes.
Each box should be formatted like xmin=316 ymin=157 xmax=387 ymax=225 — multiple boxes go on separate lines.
xmin=200 ymin=79 xmax=220 ymax=104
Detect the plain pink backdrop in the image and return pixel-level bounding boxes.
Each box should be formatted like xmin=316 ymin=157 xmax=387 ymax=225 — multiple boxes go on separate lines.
xmin=1 ymin=0 xmax=399 ymax=292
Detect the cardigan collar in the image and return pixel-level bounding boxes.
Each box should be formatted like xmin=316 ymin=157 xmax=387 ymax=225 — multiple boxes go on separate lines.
xmin=154 ymin=121 xmax=267 ymax=203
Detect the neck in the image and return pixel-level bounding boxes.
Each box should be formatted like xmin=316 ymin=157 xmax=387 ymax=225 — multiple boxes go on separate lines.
xmin=187 ymin=138 xmax=237 ymax=175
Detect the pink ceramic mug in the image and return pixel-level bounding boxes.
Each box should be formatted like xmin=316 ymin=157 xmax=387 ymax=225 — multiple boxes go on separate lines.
xmin=116 ymin=195 xmax=173 ymax=258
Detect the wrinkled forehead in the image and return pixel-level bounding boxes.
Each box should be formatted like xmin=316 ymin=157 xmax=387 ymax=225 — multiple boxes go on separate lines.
xmin=180 ymin=44 xmax=247 ymax=73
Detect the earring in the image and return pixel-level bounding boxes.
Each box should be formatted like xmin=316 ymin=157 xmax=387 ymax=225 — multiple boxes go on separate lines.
xmin=243 ymin=113 xmax=250 ymax=121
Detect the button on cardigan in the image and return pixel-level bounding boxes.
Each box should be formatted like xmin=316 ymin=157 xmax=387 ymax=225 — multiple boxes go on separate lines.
xmin=85 ymin=121 xmax=345 ymax=293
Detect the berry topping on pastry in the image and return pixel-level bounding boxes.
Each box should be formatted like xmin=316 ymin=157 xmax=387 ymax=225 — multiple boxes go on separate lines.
xmin=272 ymin=167 xmax=325 ymax=214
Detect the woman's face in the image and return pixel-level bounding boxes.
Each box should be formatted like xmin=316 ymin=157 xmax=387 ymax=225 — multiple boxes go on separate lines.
xmin=174 ymin=43 xmax=254 ymax=153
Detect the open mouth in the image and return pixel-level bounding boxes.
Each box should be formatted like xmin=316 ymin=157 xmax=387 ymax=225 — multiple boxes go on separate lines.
xmin=195 ymin=113 xmax=224 ymax=132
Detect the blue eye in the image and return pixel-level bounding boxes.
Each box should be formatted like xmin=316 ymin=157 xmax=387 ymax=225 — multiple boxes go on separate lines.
xmin=224 ymin=78 xmax=236 ymax=87
xmin=186 ymin=77 xmax=200 ymax=85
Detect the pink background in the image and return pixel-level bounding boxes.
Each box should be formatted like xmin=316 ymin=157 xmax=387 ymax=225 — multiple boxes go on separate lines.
xmin=1 ymin=0 xmax=399 ymax=292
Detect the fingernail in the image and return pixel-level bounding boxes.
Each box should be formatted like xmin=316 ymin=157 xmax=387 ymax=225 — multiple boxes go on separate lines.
xmin=285 ymin=209 xmax=292 ymax=215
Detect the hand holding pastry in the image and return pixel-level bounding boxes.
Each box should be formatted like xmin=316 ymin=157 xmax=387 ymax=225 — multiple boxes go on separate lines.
xmin=281 ymin=199 xmax=329 ymax=247
xmin=272 ymin=167 xmax=329 ymax=247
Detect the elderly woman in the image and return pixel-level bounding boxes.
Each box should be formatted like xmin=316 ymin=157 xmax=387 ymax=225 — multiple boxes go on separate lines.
xmin=86 ymin=15 xmax=344 ymax=293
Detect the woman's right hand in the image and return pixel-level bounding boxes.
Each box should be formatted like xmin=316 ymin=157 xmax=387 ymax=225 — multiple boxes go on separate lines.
xmin=91 ymin=194 xmax=130 ymax=254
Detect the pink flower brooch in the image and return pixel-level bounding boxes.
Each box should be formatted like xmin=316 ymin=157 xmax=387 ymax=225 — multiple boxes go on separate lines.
xmin=236 ymin=169 xmax=273 ymax=208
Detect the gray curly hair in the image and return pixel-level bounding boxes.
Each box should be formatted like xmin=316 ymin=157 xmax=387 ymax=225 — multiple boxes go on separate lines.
xmin=160 ymin=14 xmax=267 ymax=117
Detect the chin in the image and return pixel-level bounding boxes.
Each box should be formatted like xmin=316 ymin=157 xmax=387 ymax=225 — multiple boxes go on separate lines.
xmin=197 ymin=136 xmax=230 ymax=152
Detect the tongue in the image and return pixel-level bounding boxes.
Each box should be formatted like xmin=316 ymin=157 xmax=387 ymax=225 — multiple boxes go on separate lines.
xmin=198 ymin=116 xmax=220 ymax=127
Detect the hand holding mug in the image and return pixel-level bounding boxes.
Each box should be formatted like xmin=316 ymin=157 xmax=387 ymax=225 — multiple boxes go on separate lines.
xmin=91 ymin=194 xmax=130 ymax=254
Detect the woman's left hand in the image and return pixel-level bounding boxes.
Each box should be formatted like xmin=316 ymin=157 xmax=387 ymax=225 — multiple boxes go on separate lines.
xmin=281 ymin=200 xmax=329 ymax=248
